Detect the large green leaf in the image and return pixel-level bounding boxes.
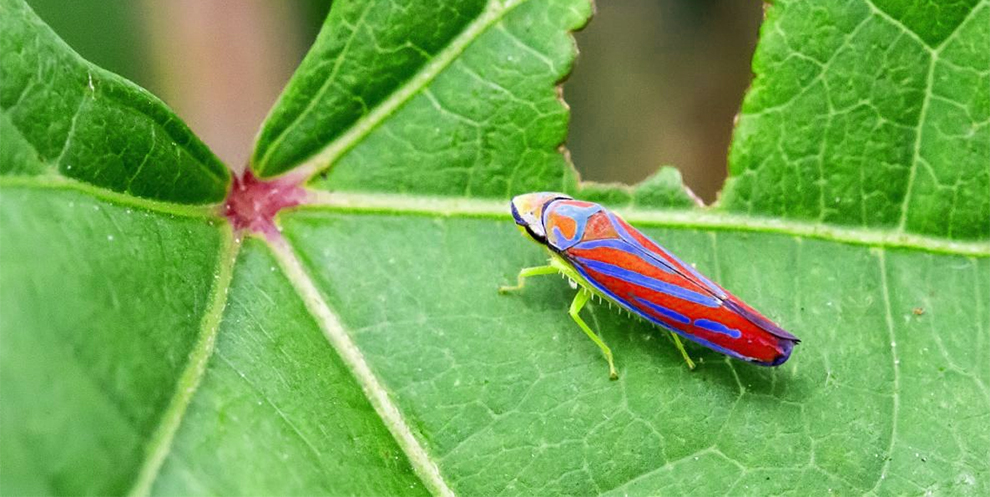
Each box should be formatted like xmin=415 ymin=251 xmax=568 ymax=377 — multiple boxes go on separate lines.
xmin=253 ymin=0 xmax=589 ymax=198
xmin=0 ymin=0 xmax=229 ymax=203
xmin=1 ymin=0 xmax=988 ymax=496
xmin=724 ymin=0 xmax=989 ymax=240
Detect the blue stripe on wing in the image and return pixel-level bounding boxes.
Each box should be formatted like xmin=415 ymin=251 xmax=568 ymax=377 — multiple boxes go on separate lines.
xmin=572 ymin=239 xmax=675 ymax=274
xmin=605 ymin=212 xmax=728 ymax=299
xmin=693 ymin=319 xmax=743 ymax=339
xmin=574 ymin=258 xmax=721 ymax=308
xmin=633 ymin=297 xmax=690 ymax=324
xmin=603 ymin=210 xmax=798 ymax=343
xmin=564 ymin=258 xmax=752 ymax=362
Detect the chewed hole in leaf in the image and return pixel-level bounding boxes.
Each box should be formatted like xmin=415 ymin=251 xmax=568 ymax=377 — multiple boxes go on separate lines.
xmin=564 ymin=0 xmax=762 ymax=203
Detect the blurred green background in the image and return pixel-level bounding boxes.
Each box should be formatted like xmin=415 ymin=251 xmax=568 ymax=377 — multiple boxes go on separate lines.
xmin=27 ymin=0 xmax=761 ymax=203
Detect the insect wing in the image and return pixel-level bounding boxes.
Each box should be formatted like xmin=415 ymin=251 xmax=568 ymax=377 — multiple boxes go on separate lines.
xmin=606 ymin=212 xmax=798 ymax=343
xmin=546 ymin=202 xmax=797 ymax=365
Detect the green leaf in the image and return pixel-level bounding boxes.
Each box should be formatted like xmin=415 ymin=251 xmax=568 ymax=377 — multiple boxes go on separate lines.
xmin=2 ymin=0 xmax=989 ymax=496
xmin=279 ymin=210 xmax=989 ymax=496
xmin=578 ymin=166 xmax=701 ymax=209
xmin=148 ymin=238 xmax=428 ymax=497
xmin=723 ymin=0 xmax=990 ymax=240
xmin=253 ymin=0 xmax=590 ymax=198
xmin=0 ymin=0 xmax=229 ymax=203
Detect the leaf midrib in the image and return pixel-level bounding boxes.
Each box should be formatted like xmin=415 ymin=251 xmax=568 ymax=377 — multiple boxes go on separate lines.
xmin=128 ymin=229 xmax=241 ymax=497
xmin=269 ymin=240 xmax=456 ymax=497
xmin=0 ymin=176 xmax=221 ymax=219
xmin=8 ymin=174 xmax=985 ymax=257
xmin=298 ymin=191 xmax=990 ymax=257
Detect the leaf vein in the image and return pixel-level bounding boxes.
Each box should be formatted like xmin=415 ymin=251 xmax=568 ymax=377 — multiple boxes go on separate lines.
xmin=127 ymin=230 xmax=241 ymax=497
xmin=0 ymin=175 xmax=222 ymax=219
xmin=869 ymin=248 xmax=901 ymax=494
xmin=214 ymin=352 xmax=325 ymax=461
xmin=254 ymin=0 xmax=376 ymax=171
xmin=935 ymin=0 xmax=989 ymax=52
xmin=287 ymin=0 xmax=530 ymax=181
xmin=896 ymin=50 xmax=936 ymax=232
xmin=300 ymin=191 xmax=990 ymax=257
xmin=270 ymin=239 xmax=456 ymax=497
xmin=863 ymin=0 xmax=936 ymax=50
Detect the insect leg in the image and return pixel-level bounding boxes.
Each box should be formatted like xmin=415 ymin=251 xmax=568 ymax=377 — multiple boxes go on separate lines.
xmin=498 ymin=265 xmax=558 ymax=293
xmin=568 ymin=289 xmax=619 ymax=380
xmin=669 ymin=332 xmax=696 ymax=370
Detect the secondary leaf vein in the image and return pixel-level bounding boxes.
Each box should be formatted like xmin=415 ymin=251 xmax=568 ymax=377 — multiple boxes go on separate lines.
xmin=870 ymin=248 xmax=901 ymax=494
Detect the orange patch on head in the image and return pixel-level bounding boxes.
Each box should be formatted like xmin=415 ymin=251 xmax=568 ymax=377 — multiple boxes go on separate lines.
xmin=551 ymin=215 xmax=577 ymax=240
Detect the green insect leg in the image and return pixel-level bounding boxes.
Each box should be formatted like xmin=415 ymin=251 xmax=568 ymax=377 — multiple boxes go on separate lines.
xmin=498 ymin=265 xmax=558 ymax=293
xmin=568 ymin=289 xmax=619 ymax=380
xmin=670 ymin=332 xmax=696 ymax=370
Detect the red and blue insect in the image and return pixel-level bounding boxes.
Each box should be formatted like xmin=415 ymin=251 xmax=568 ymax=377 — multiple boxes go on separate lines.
xmin=500 ymin=192 xmax=799 ymax=379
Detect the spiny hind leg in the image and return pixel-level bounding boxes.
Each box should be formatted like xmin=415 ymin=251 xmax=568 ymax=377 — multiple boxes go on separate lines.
xmin=669 ymin=332 xmax=696 ymax=370
xmin=568 ymin=289 xmax=618 ymax=380
xmin=498 ymin=265 xmax=558 ymax=293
